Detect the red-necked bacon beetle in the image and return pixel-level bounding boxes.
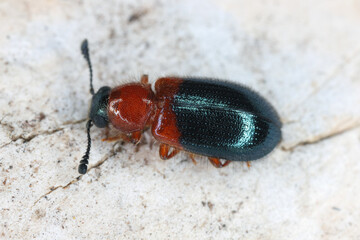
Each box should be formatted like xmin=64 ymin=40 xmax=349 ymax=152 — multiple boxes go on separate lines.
xmin=78 ymin=40 xmax=281 ymax=174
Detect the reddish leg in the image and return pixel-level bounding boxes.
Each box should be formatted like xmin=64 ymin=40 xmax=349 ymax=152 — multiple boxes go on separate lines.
xmin=104 ymin=127 xmax=110 ymax=139
xmin=141 ymin=74 xmax=149 ymax=85
xmin=246 ymin=161 xmax=251 ymax=168
xmin=102 ymin=131 xmax=142 ymax=144
xmin=130 ymin=131 xmax=142 ymax=144
xmin=159 ymin=143 xmax=179 ymax=160
xmin=189 ymin=154 xmax=197 ymax=165
xmin=102 ymin=133 xmax=127 ymax=142
xmin=208 ymin=157 xmax=231 ymax=168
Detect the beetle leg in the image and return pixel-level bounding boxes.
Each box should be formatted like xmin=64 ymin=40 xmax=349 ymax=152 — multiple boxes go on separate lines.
xmin=102 ymin=131 xmax=142 ymax=144
xmin=208 ymin=157 xmax=231 ymax=168
xmin=188 ymin=153 xmax=197 ymax=165
xmin=102 ymin=134 xmax=126 ymax=142
xmin=141 ymin=74 xmax=149 ymax=85
xmin=102 ymin=132 xmax=131 ymax=142
xmin=104 ymin=127 xmax=110 ymax=139
xmin=246 ymin=161 xmax=251 ymax=168
xmin=130 ymin=131 xmax=142 ymax=144
xmin=141 ymin=74 xmax=152 ymax=89
xmin=159 ymin=143 xmax=179 ymax=160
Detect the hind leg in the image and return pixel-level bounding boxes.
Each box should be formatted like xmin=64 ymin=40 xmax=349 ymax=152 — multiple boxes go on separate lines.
xmin=188 ymin=153 xmax=197 ymax=165
xmin=208 ymin=157 xmax=231 ymax=168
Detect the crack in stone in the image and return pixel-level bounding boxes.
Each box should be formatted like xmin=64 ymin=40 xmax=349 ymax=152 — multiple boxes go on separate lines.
xmin=290 ymin=49 xmax=360 ymax=114
xmin=32 ymin=178 xmax=81 ymax=207
xmin=0 ymin=119 xmax=87 ymax=149
xmin=32 ymin=143 xmax=118 ymax=207
xmin=310 ymin=49 xmax=360 ymax=97
xmin=281 ymin=123 xmax=360 ymax=152
xmin=10 ymin=128 xmax=65 ymax=143
xmin=62 ymin=118 xmax=87 ymax=126
xmin=0 ymin=121 xmax=15 ymax=132
xmin=0 ymin=141 xmax=12 ymax=149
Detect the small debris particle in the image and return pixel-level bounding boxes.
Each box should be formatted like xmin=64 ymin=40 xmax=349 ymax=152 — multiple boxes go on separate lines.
xmin=34 ymin=209 xmax=46 ymax=219
xmin=332 ymin=206 xmax=341 ymax=211
xmin=128 ymin=9 xmax=148 ymax=23
xmin=207 ymin=201 xmax=214 ymax=211
xmin=38 ymin=112 xmax=46 ymax=121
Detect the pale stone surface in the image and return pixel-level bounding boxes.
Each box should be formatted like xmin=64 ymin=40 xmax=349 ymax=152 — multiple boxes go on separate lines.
xmin=1 ymin=0 xmax=360 ymax=239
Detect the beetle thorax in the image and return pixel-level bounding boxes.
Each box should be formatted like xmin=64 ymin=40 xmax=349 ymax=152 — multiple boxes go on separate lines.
xmin=108 ymin=83 xmax=155 ymax=133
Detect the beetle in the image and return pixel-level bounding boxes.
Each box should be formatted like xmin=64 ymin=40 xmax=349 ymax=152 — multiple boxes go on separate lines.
xmin=78 ymin=39 xmax=282 ymax=174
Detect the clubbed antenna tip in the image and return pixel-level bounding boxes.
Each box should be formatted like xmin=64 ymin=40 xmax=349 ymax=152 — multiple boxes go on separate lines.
xmin=78 ymin=120 xmax=93 ymax=174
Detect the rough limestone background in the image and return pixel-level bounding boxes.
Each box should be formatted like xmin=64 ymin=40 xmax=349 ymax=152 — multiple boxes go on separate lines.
xmin=1 ymin=0 xmax=360 ymax=239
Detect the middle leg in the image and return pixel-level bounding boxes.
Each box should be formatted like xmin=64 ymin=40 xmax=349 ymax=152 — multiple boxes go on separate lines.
xmin=159 ymin=143 xmax=179 ymax=160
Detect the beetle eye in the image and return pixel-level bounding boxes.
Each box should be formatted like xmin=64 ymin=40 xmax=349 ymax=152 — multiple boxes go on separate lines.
xmin=89 ymin=86 xmax=111 ymax=128
xmin=93 ymin=115 xmax=108 ymax=128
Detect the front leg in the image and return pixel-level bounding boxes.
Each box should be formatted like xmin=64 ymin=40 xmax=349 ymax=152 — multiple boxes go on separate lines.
xmin=101 ymin=127 xmax=127 ymax=142
xmin=102 ymin=130 xmax=142 ymax=144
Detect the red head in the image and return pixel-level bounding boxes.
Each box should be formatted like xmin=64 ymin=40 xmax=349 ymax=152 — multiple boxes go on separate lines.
xmin=108 ymin=83 xmax=155 ymax=133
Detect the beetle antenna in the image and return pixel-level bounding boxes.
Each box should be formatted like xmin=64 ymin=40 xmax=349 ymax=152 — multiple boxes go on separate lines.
xmin=81 ymin=39 xmax=95 ymax=95
xmin=78 ymin=120 xmax=93 ymax=174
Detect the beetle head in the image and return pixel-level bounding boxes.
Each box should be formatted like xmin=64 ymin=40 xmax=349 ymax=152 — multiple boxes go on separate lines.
xmin=89 ymin=86 xmax=111 ymax=128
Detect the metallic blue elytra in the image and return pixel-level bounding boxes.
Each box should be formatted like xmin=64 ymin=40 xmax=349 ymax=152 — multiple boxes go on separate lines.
xmin=172 ymin=78 xmax=282 ymax=161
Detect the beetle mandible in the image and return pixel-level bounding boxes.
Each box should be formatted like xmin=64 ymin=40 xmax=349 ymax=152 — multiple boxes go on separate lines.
xmin=78 ymin=39 xmax=282 ymax=174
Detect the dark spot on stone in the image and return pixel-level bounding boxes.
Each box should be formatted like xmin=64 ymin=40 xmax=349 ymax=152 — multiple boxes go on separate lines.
xmin=128 ymin=9 xmax=148 ymax=23
xmin=108 ymin=28 xmax=116 ymax=39
xmin=38 ymin=112 xmax=46 ymax=121
xmin=332 ymin=206 xmax=341 ymax=211
xmin=35 ymin=209 xmax=46 ymax=219
xmin=207 ymin=201 xmax=214 ymax=211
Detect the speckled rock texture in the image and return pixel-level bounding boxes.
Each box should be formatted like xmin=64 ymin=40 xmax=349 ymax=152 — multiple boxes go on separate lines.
xmin=1 ymin=0 xmax=360 ymax=239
